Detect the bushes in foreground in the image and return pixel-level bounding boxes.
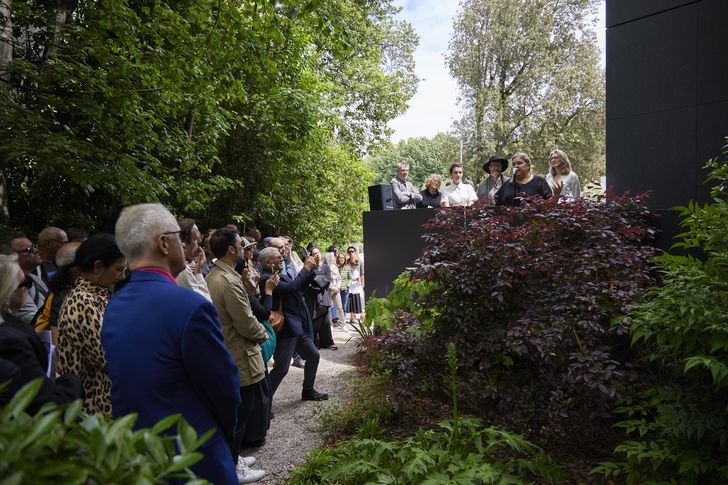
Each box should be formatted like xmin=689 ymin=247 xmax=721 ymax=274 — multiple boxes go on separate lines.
xmin=292 ymin=343 xmax=562 ymax=485
xmin=373 ymin=192 xmax=657 ymax=447
xmin=593 ymin=149 xmax=728 ymax=483
xmin=0 ymin=379 xmax=209 ymax=484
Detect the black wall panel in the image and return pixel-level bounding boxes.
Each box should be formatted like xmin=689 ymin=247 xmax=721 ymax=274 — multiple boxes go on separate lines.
xmin=607 ymin=107 xmax=696 ymax=210
xmin=606 ymin=1 xmax=695 ymax=27
xmin=606 ymin=4 xmax=696 ymax=120
xmin=362 ymin=209 xmax=434 ymax=301
xmin=606 ymin=0 xmax=727 ymax=229
xmin=697 ymin=0 xmax=728 ymax=105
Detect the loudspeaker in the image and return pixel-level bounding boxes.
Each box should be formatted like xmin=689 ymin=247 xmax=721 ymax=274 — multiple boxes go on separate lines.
xmin=368 ymin=184 xmax=394 ymax=211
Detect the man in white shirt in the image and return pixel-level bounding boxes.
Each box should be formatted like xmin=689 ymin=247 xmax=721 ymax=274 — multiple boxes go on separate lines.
xmin=441 ymin=163 xmax=478 ymax=207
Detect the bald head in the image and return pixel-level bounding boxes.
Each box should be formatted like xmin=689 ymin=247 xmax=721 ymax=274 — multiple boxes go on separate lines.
xmin=268 ymin=237 xmax=285 ymax=251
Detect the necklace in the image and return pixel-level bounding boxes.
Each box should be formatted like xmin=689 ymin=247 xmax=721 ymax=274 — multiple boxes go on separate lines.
xmin=517 ymin=173 xmax=533 ymax=185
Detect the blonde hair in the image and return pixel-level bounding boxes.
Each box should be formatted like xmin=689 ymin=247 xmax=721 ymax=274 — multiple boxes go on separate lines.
xmin=424 ymin=174 xmax=442 ymax=191
xmin=0 ymin=254 xmax=24 ymax=323
xmin=549 ymin=149 xmax=573 ymax=176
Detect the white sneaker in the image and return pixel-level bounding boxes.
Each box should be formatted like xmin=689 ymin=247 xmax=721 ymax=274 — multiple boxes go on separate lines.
xmin=240 ymin=455 xmax=256 ymax=466
xmin=236 ymin=461 xmax=265 ymax=484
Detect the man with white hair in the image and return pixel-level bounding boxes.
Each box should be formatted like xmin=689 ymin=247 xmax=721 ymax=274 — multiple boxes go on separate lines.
xmin=258 ymin=246 xmax=329 ymax=401
xmin=101 ymin=203 xmax=241 ymax=485
xmin=390 ymin=161 xmax=422 ymax=210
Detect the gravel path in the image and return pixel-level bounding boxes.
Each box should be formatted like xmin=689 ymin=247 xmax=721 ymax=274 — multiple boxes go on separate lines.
xmin=248 ymin=324 xmax=360 ymax=484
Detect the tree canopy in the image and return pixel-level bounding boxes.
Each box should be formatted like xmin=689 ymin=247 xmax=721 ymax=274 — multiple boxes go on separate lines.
xmin=0 ymin=0 xmax=418 ymax=246
xmin=447 ymin=0 xmax=604 ymax=182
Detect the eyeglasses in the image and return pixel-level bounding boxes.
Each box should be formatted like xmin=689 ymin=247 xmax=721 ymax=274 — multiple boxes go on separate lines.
xmin=16 ymin=245 xmax=38 ymax=254
xmin=17 ymin=277 xmax=33 ymax=290
xmin=162 ymin=230 xmax=181 ymax=236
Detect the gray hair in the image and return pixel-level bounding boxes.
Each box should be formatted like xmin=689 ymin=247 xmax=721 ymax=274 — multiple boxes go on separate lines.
xmin=397 ymin=161 xmax=410 ymax=170
xmin=0 ymin=254 xmax=23 ymax=323
xmin=511 ymin=152 xmax=533 ymax=168
xmin=38 ymin=226 xmax=64 ymax=247
xmin=55 ymin=242 xmax=80 ymax=268
xmin=115 ymin=203 xmax=179 ymax=262
xmin=258 ymin=247 xmax=280 ymax=268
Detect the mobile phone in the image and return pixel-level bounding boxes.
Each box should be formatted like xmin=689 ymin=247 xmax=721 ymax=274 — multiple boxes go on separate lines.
xmin=298 ymin=248 xmax=309 ymax=260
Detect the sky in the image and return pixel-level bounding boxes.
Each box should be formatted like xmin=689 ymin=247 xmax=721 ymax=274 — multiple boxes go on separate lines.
xmin=388 ymin=0 xmax=607 ymax=143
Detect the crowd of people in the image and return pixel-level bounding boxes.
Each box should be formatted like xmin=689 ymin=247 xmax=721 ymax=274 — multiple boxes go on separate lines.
xmin=390 ymin=149 xmax=581 ymax=209
xmin=0 ymin=204 xmax=366 ymax=484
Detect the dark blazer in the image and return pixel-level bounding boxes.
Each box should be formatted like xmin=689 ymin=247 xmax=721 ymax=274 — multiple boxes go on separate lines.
xmin=101 ymin=270 xmax=240 ymax=485
xmin=0 ymin=313 xmax=82 ymax=413
xmin=259 ymin=267 xmax=315 ymax=340
xmin=304 ymin=266 xmax=332 ymax=320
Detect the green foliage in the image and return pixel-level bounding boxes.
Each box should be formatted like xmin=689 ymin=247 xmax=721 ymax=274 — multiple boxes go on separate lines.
xmin=363 ymin=271 xmax=440 ymax=332
xmin=314 ymin=372 xmax=393 ymax=442
xmin=298 ymin=341 xmax=563 ymax=484
xmin=0 ymin=379 xmax=210 ymax=484
xmin=368 ymin=133 xmax=460 ymax=187
xmin=290 ymin=417 xmax=562 ymax=484
xmin=1 ymin=0 xmax=417 ymax=244
xmin=447 ymin=0 xmax=605 ymax=183
xmin=595 ymin=145 xmax=728 ymax=483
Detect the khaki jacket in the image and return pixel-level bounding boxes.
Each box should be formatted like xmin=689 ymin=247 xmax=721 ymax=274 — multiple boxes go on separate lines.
xmin=206 ymin=260 xmax=267 ymax=387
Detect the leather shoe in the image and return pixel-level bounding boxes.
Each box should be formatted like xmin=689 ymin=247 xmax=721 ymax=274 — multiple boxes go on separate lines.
xmin=301 ymin=389 xmax=329 ymax=401
xmin=324 ymin=345 xmax=338 ymax=350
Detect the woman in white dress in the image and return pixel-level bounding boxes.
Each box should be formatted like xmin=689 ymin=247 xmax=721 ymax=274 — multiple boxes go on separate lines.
xmin=546 ymin=149 xmax=581 ymax=199
xmin=346 ymin=257 xmax=363 ymax=324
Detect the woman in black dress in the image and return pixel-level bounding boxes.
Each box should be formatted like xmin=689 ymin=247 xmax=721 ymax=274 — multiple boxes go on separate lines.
xmin=496 ymin=152 xmax=553 ymax=206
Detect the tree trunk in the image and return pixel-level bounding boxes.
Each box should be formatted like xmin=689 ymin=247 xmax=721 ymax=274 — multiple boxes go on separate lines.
xmin=1 ymin=0 xmax=12 ymax=222
xmin=0 ymin=0 xmax=11 ymax=82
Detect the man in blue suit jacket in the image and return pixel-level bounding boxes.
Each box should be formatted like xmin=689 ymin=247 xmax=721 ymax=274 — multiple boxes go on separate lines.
xmin=102 ymin=204 xmax=241 ymax=485
xmin=258 ymin=245 xmax=329 ymax=401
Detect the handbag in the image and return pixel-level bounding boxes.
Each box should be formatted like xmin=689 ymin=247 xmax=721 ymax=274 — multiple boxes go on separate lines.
xmin=269 ymin=302 xmax=284 ymax=334
xmin=260 ymin=320 xmax=277 ymax=363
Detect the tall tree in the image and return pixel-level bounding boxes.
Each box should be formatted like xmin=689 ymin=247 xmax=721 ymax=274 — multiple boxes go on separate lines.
xmin=0 ymin=0 xmax=417 ymax=245
xmin=447 ymin=0 xmax=604 ymax=182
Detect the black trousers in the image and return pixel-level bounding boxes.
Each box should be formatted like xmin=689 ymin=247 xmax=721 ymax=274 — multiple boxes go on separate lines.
xmin=312 ymin=310 xmax=334 ymax=348
xmin=269 ymin=333 xmax=320 ymax=396
xmin=230 ymin=376 xmax=271 ymax=463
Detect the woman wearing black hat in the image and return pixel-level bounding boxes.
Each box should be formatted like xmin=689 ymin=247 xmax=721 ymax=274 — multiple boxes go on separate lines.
xmin=476 ymin=156 xmax=511 ymax=205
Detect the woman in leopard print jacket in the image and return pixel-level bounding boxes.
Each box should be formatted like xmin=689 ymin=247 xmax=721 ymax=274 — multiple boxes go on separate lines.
xmin=57 ymin=234 xmax=126 ymax=414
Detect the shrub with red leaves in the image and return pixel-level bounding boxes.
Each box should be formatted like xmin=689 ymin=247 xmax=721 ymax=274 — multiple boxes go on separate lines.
xmin=374 ymin=191 xmax=657 ymax=446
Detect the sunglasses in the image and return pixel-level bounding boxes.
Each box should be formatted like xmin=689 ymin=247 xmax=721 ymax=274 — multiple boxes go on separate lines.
xmin=16 ymin=245 xmax=37 ymax=254
xmin=17 ymin=277 xmax=33 ymax=290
